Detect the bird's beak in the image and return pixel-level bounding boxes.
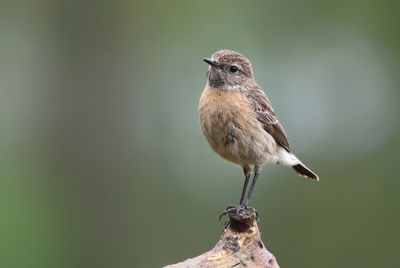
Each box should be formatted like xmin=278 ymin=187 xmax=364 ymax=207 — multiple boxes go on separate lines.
xmin=203 ymin=58 xmax=219 ymax=67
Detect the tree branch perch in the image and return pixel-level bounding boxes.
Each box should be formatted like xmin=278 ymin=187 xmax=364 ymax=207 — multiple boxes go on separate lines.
xmin=163 ymin=207 xmax=280 ymax=268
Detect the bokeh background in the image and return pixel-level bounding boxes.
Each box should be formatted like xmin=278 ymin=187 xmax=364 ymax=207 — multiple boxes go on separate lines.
xmin=1 ymin=1 xmax=399 ymax=267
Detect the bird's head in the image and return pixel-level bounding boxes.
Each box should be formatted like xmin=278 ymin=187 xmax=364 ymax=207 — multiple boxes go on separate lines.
xmin=203 ymin=50 xmax=255 ymax=91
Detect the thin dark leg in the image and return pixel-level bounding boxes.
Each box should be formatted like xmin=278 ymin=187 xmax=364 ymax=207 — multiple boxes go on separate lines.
xmin=219 ymin=165 xmax=251 ymax=221
xmin=246 ymin=165 xmax=262 ymax=204
xmin=239 ymin=165 xmax=251 ymax=205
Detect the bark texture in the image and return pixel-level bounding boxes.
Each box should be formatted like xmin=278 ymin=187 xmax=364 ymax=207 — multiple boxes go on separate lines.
xmin=164 ymin=207 xmax=280 ymax=268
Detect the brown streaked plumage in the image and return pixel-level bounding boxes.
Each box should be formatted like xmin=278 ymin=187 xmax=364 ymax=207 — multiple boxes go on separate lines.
xmin=199 ymin=49 xmax=319 ymax=209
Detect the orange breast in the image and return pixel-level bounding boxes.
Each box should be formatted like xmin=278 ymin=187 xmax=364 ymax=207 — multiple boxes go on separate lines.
xmin=199 ymin=87 xmax=276 ymax=165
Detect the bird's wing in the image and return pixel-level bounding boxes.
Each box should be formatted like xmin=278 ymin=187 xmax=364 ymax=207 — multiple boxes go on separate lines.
xmin=246 ymin=87 xmax=291 ymax=152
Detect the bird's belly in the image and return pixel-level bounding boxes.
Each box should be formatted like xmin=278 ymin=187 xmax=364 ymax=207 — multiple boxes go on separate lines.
xmin=215 ymin=126 xmax=276 ymax=165
xmin=199 ymin=89 xmax=277 ymax=165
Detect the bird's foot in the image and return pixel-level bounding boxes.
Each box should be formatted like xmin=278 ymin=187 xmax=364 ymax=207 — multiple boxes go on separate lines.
xmin=219 ymin=203 xmax=259 ymax=229
xmin=219 ymin=203 xmax=247 ymax=221
xmin=219 ymin=202 xmax=258 ymax=219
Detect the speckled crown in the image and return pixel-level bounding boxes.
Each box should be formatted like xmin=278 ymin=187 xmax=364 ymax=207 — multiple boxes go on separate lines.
xmin=211 ymin=49 xmax=253 ymax=76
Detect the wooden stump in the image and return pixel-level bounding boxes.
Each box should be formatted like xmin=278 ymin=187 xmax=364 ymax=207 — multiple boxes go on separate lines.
xmin=164 ymin=207 xmax=280 ymax=268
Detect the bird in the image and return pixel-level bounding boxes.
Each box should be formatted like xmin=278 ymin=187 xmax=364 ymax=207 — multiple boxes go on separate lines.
xmin=199 ymin=49 xmax=319 ymax=214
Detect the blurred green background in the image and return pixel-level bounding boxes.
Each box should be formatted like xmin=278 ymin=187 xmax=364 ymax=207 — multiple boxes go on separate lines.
xmin=1 ymin=0 xmax=399 ymax=267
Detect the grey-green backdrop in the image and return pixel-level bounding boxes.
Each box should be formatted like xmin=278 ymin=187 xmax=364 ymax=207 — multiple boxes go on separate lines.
xmin=1 ymin=1 xmax=399 ymax=267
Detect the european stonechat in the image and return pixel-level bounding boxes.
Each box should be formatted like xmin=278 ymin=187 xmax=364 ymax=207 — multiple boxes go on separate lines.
xmin=199 ymin=50 xmax=319 ymax=211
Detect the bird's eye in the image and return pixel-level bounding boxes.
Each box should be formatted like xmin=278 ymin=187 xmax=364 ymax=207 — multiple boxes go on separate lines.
xmin=229 ymin=65 xmax=239 ymax=73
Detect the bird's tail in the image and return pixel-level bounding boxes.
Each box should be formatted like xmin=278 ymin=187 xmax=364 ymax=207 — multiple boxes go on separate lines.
xmin=292 ymin=163 xmax=319 ymax=181
xmin=277 ymin=148 xmax=319 ymax=181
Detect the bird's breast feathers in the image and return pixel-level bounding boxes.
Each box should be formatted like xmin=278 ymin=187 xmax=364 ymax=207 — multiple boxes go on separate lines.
xmin=199 ymin=86 xmax=278 ymax=165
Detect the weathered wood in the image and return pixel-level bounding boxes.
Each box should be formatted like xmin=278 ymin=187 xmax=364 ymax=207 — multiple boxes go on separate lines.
xmin=164 ymin=207 xmax=280 ymax=268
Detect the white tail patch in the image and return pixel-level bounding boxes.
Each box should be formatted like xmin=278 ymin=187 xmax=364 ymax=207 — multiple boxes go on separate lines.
xmin=277 ymin=148 xmax=300 ymax=166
